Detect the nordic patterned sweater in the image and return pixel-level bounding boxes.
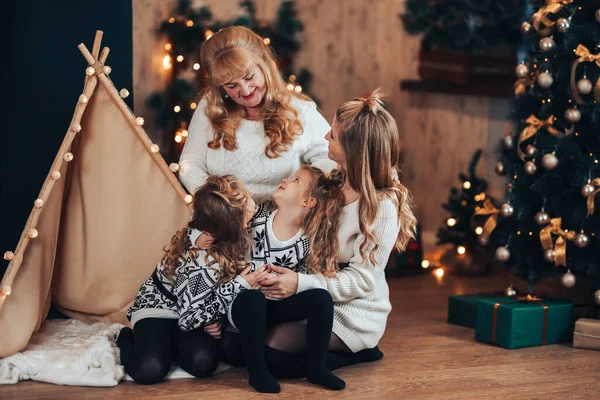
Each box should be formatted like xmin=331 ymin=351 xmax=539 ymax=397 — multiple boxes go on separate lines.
xmin=249 ymin=203 xmax=308 ymax=274
xmin=127 ymin=228 xmax=251 ymax=330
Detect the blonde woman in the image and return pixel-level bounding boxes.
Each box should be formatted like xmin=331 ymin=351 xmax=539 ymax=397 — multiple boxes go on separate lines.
xmin=258 ymin=89 xmax=417 ymax=378
xmin=179 ymin=26 xmax=335 ymax=203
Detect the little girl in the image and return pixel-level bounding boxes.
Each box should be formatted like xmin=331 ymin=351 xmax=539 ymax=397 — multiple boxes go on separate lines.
xmin=117 ymin=175 xmax=263 ymax=384
xmin=223 ymin=165 xmax=347 ymax=393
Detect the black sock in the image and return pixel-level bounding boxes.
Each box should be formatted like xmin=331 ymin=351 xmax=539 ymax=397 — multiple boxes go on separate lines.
xmin=116 ymin=326 xmax=134 ymax=367
xmin=231 ymin=290 xmax=280 ymax=393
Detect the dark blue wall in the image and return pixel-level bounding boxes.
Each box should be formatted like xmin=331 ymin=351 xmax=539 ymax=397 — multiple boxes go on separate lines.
xmin=1 ymin=1 xmax=133 ymax=277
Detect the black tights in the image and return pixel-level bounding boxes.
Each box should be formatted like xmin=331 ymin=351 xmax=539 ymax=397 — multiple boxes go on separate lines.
xmin=116 ymin=318 xmax=218 ymax=385
xmin=229 ymin=289 xmax=345 ymax=392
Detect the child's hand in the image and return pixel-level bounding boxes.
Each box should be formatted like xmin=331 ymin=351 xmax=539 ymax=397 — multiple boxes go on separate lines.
xmin=239 ymin=265 xmax=270 ymax=289
xmin=195 ymin=232 xmax=215 ymax=249
xmin=204 ymin=321 xmax=222 ymax=339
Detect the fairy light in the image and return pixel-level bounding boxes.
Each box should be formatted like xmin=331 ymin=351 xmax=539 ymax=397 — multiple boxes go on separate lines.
xmin=51 ymin=171 xmax=61 ymax=180
xmin=193 ymin=63 xmax=200 ymax=70
xmin=1 ymin=285 xmax=11 ymax=296
xmin=294 ymin=85 xmax=302 ymax=93
xmin=186 ymin=20 xmax=194 ymax=27
xmin=463 ymin=181 xmax=471 ymax=190
xmin=150 ymin=144 xmax=160 ymax=154
xmin=190 ymin=102 xmax=197 ymax=110
xmin=34 ymin=199 xmax=44 ymax=209
xmin=447 ymin=218 xmax=457 ymax=227
xmin=457 ymin=246 xmax=466 ymax=255
xmin=181 ymin=129 xmax=188 ymax=137
xmin=435 ymin=268 xmax=444 ymax=278
xmin=263 ymin=38 xmax=271 ymax=45
xmin=28 ymin=228 xmax=39 ymax=239
xmin=169 ymin=17 xmax=175 ymax=23
xmin=86 ymin=66 xmax=95 ymax=76
xmin=169 ymin=163 xmax=180 ymax=172
xmin=120 ymin=89 xmax=130 ymax=98
xmin=164 ymin=43 xmax=172 ymax=51
xmin=63 ymin=152 xmax=74 ymax=162
xmin=103 ymin=66 xmax=112 ymax=75
xmin=79 ymin=94 xmax=88 ymax=104
xmin=205 ymin=30 xmax=214 ymax=39
xmin=176 ymin=55 xmax=184 ymax=62
xmin=475 ymin=226 xmax=483 ymax=235
xmin=163 ymin=54 xmax=172 ymax=70
xmin=135 ymin=117 xmax=144 ymax=126
xmin=184 ymin=195 xmax=193 ymax=204
xmin=421 ymin=260 xmax=430 ymax=269
xmin=289 ymin=75 xmax=296 ymax=82
xmin=73 ymin=124 xmax=82 ymax=133
xmin=3 ymin=251 xmax=14 ymax=261
xmin=287 ymin=84 xmax=294 ymax=91
xmin=174 ymin=105 xmax=181 ymax=113
xmin=175 ymin=135 xmax=182 ymax=143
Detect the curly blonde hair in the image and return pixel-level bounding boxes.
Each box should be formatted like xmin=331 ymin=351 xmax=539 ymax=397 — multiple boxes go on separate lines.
xmin=162 ymin=175 xmax=252 ymax=284
xmin=200 ymin=26 xmax=307 ymax=159
xmin=334 ymin=88 xmax=417 ymax=265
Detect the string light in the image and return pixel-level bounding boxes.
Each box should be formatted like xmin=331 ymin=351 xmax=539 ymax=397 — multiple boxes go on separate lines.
xmin=186 ymin=20 xmax=194 ymax=27
xmin=150 ymin=144 xmax=160 ymax=153
xmin=28 ymin=228 xmax=39 ymax=239
xmin=168 ymin=17 xmax=175 ymax=23
xmin=73 ymin=124 xmax=82 ymax=133
xmin=294 ymin=85 xmax=302 ymax=93
xmin=102 ymin=66 xmax=112 ymax=75
xmin=463 ymin=181 xmax=471 ymax=189
xmin=435 ymin=268 xmax=444 ymax=278
xmin=184 ymin=195 xmax=193 ymax=204
xmin=34 ymin=199 xmax=44 ymax=209
xmin=169 ymin=163 xmax=180 ymax=172
xmin=1 ymin=285 xmax=11 ymax=296
xmin=175 ymin=135 xmax=182 ymax=143
xmin=447 ymin=218 xmax=457 ymax=227
xmin=164 ymin=43 xmax=172 ymax=51
xmin=176 ymin=55 xmax=184 ymax=62
xmin=79 ymin=94 xmax=88 ymax=104
xmin=421 ymin=260 xmax=430 ymax=269
xmin=190 ymin=102 xmax=197 ymax=110
xmin=174 ymin=105 xmax=181 ymax=113
xmin=86 ymin=66 xmax=95 ymax=76
xmin=475 ymin=226 xmax=483 ymax=235
xmin=287 ymin=84 xmax=294 ymax=91
xmin=3 ymin=251 xmax=14 ymax=261
xmin=193 ymin=63 xmax=200 ymax=70
xmin=51 ymin=171 xmax=61 ymax=180
xmin=181 ymin=129 xmax=188 ymax=137
xmin=289 ymin=75 xmax=296 ymax=82
xmin=205 ymin=30 xmax=214 ymax=39
xmin=457 ymin=246 xmax=466 ymax=255
xmin=120 ymin=89 xmax=130 ymax=98
xmin=263 ymin=38 xmax=271 ymax=45
xmin=135 ymin=117 xmax=144 ymax=126
xmin=63 ymin=152 xmax=74 ymax=162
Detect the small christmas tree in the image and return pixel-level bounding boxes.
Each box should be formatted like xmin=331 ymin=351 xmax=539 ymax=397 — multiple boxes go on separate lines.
xmin=489 ymin=0 xmax=600 ymax=304
xmin=437 ymin=149 xmax=496 ymax=275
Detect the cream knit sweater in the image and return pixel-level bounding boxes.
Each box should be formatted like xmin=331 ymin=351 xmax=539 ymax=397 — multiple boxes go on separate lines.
xmin=296 ymin=197 xmax=400 ymax=352
xmin=178 ymin=96 xmax=336 ymax=202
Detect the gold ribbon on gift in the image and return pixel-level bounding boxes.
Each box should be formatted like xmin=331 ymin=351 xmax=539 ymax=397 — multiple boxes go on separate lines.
xmin=586 ymin=178 xmax=600 ymax=216
xmin=539 ymin=218 xmax=576 ymax=267
xmin=532 ymin=0 xmax=574 ymax=36
xmin=492 ymin=295 xmax=549 ymax=345
xmin=518 ymin=114 xmax=559 ymax=160
xmin=472 ymin=199 xmax=499 ymax=242
xmin=570 ymin=44 xmax=600 ymax=105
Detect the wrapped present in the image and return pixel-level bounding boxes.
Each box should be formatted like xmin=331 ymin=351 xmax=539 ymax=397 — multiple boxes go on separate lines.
xmin=573 ymin=318 xmax=600 ymax=351
xmin=447 ymin=293 xmax=508 ymax=328
xmin=475 ymin=296 xmax=573 ymax=349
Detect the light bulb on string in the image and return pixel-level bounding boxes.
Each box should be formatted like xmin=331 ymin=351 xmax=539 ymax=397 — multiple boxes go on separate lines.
xmin=463 ymin=181 xmax=471 ymax=190
xmin=421 ymin=260 xmax=430 ymax=269
xmin=193 ymin=63 xmax=200 ymax=70
xmin=457 ymin=246 xmax=466 ymax=255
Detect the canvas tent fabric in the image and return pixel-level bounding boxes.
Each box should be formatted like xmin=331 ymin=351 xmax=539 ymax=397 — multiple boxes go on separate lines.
xmin=0 ymin=31 xmax=192 ymax=358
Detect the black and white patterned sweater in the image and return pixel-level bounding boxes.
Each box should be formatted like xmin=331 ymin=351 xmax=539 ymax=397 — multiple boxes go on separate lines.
xmin=249 ymin=203 xmax=309 ymax=274
xmin=127 ymin=228 xmax=250 ymax=329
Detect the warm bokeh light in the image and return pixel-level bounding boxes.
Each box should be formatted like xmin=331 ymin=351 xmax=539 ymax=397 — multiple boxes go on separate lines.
xmin=164 ymin=43 xmax=172 ymax=51
xmin=457 ymin=246 xmax=466 ymax=255
xmin=193 ymin=63 xmax=200 ymax=70
xmin=263 ymin=37 xmax=271 ymax=45
xmin=463 ymin=181 xmax=472 ymax=190
xmin=163 ymin=55 xmax=172 ymax=70
xmin=421 ymin=260 xmax=430 ymax=269
xmin=447 ymin=218 xmax=456 ymax=227
xmin=435 ymin=268 xmax=444 ymax=278
xmin=176 ymin=55 xmax=184 ymax=62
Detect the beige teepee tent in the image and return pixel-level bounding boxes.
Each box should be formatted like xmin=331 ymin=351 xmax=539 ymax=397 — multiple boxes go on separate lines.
xmin=0 ymin=31 xmax=194 ymax=358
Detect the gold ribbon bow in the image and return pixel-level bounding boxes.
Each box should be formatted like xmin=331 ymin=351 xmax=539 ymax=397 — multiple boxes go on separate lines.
xmin=472 ymin=199 xmax=499 ymax=242
xmin=532 ymin=0 xmax=574 ymax=36
xmin=570 ymin=44 xmax=600 ymax=105
xmin=539 ymin=218 xmax=576 ymax=267
xmin=518 ymin=115 xmax=559 ymax=160
xmin=492 ymin=294 xmax=548 ymax=345
xmin=586 ymin=178 xmax=600 ymax=216
xmin=515 ymin=75 xmax=537 ymax=97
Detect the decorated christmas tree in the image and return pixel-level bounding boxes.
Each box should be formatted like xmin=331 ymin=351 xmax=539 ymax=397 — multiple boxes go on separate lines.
xmin=147 ymin=0 xmax=316 ymax=162
xmin=400 ymin=0 xmax=525 ymax=52
xmin=436 ymin=149 xmax=496 ymax=275
xmin=488 ymin=0 xmax=600 ymax=304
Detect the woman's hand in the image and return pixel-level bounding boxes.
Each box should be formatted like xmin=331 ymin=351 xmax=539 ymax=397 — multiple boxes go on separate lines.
xmin=259 ymin=265 xmax=299 ymax=299
xmin=239 ymin=264 xmax=271 ymax=289
xmin=195 ymin=232 xmax=215 ymax=249
xmin=204 ymin=321 xmax=222 ymax=339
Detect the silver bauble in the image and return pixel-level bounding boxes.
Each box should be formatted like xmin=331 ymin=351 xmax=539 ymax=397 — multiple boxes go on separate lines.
xmin=495 ymin=246 xmax=511 ymax=262
xmin=515 ymin=64 xmax=529 ymax=79
xmin=535 ymin=211 xmax=550 ymax=225
xmin=521 ymin=21 xmax=532 ymax=34
xmin=539 ymin=37 xmax=555 ymax=52
xmin=500 ymin=203 xmax=514 ymax=217
xmin=524 ymin=161 xmax=537 ymax=175
xmin=577 ymin=78 xmax=593 ymax=95
xmin=495 ymin=162 xmax=506 ymax=176
xmin=565 ymin=108 xmax=581 ymax=123
xmin=503 ymin=135 xmax=514 ymax=149
xmin=575 ymin=232 xmax=590 ymax=248
xmin=544 ymin=248 xmax=555 ymax=262
xmin=542 ymin=153 xmax=558 ymax=170
xmin=562 ymin=271 xmax=576 ymax=288
xmin=505 ymin=285 xmax=517 ymax=297
xmin=537 ymin=72 xmax=553 ymax=89
xmin=594 ymin=289 xmax=600 ymax=305
xmin=557 ymin=18 xmax=570 ymax=33
xmin=581 ymin=183 xmax=595 ymax=198
xmin=525 ymin=145 xmax=537 ymax=157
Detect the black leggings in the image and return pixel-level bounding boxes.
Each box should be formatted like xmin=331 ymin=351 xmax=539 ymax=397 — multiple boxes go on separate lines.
xmin=117 ymin=318 xmax=218 ymax=385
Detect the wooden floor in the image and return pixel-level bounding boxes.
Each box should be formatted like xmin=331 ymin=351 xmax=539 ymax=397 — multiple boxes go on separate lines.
xmin=3 ymin=267 xmax=600 ymax=400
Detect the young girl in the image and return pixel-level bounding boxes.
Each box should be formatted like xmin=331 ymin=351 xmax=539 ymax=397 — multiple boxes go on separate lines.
xmin=117 ymin=175 xmax=264 ymax=385
xmin=221 ymin=165 xmax=347 ymax=393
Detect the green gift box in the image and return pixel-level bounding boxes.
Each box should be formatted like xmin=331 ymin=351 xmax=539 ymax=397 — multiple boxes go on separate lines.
xmin=475 ymin=296 xmax=574 ymax=349
xmin=447 ymin=293 xmax=510 ymax=328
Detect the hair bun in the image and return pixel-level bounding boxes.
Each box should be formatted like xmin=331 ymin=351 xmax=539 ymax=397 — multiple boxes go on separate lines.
xmin=359 ymin=87 xmax=385 ymax=114
xmin=318 ymin=170 xmax=345 ymax=191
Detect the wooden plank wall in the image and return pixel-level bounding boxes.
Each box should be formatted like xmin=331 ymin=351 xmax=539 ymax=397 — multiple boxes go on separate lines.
xmin=133 ymin=0 xmax=503 ymax=240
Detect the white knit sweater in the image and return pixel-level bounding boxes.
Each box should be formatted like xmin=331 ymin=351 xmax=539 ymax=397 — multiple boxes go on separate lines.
xmin=178 ymin=96 xmax=336 ymax=202
xmin=296 ymin=197 xmax=400 ymax=352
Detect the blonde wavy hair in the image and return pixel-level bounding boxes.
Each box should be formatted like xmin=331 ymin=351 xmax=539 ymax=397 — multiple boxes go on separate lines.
xmin=200 ymin=26 xmax=305 ymax=158
xmin=334 ymin=88 xmax=417 ymax=265
xmin=162 ymin=175 xmax=252 ymax=284
xmin=300 ymin=165 xmax=346 ymax=277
